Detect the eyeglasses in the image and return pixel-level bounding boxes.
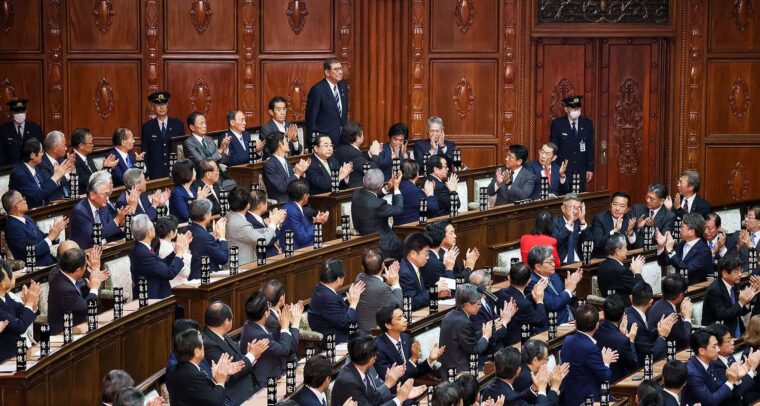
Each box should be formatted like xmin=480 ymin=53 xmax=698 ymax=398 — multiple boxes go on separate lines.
xmin=331 ymin=67 xmax=344 ymax=72
xmin=542 ymin=259 xmax=556 ymax=265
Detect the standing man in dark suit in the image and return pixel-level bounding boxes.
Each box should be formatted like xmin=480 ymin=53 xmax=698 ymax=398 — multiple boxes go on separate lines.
xmin=682 ymin=330 xmax=743 ymax=406
xmin=0 ymin=260 xmax=39 ymax=362
xmin=263 ymin=132 xmax=310 ymax=203
xmin=141 ymin=91 xmax=185 ymax=180
xmin=656 ymin=212 xmax=713 ymax=284
xmin=662 ymin=360 xmax=688 ymax=406
xmin=595 ymin=294 xmax=639 ymax=382
xmin=549 ymin=95 xmax=594 ymax=192
xmin=260 ymin=96 xmax=302 ymax=156
xmin=308 ymin=259 xmax=364 ymax=344
xmin=426 ymin=155 xmax=459 ymax=217
xmin=597 ymin=234 xmax=645 ymax=303
xmin=632 ymin=183 xmax=677 ymax=248
xmin=413 ymin=116 xmax=456 ymax=170
xmin=71 ymin=127 xmax=117 ymax=196
xmin=69 ymin=177 xmax=129 ymax=249
xmin=399 ymin=232 xmax=452 ymax=310
xmin=355 ymin=249 xmax=403 ymax=333
xmin=526 ymin=142 xmax=568 ymax=199
xmin=306 ymin=58 xmax=349 ymax=147
xmin=665 ymin=170 xmax=711 ymax=218
xmin=559 ymin=305 xmax=618 ymax=406
xmin=702 ymin=254 xmax=758 ymax=337
xmin=552 ymin=193 xmax=589 ymax=265
xmin=351 ymin=169 xmax=404 ymax=259
xmin=202 ymin=302 xmax=269 ymax=404
xmin=192 ymin=159 xmax=223 ymax=216
xmin=8 ymin=138 xmax=73 ymax=209
xmin=724 ymin=206 xmax=760 ymax=272
xmin=0 ymin=99 xmax=43 ymax=166
xmin=306 ymin=133 xmax=352 ymax=195
xmin=647 ymin=275 xmax=694 ymax=350
xmin=46 ymin=247 xmax=109 ymax=335
xmin=260 ymin=279 xmax=302 ymax=370
xmin=220 ymin=110 xmax=252 ymax=167
xmin=109 ymin=128 xmax=144 ymax=188
xmin=497 ymin=262 xmax=548 ymax=346
xmin=487 ymin=144 xmax=537 ymax=205
xmin=129 ymin=214 xmax=188 ymax=299
xmin=335 ymin=122 xmax=383 ymax=188
xmin=590 ymin=191 xmax=637 ymax=258
xmin=188 ymin=199 xmax=229 ymax=280
xmin=2 ymin=190 xmax=66 ymax=266
xmin=292 ymin=355 xmax=333 ymax=406
xmin=626 ymin=282 xmax=676 ymax=366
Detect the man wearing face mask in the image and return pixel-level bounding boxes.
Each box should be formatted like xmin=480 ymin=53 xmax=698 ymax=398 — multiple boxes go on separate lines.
xmin=0 ymin=99 xmax=44 ymax=166
xmin=549 ymin=96 xmax=595 ymax=192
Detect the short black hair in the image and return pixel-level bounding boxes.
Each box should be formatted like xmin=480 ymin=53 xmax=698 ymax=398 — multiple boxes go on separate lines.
xmin=226 ymin=109 xmax=241 ymax=126
xmin=574 ymin=304 xmax=600 ymax=333
xmin=195 ymin=159 xmax=217 ymax=180
xmin=60 ymin=248 xmax=86 ymax=274
xmin=348 ymin=335 xmax=377 ymax=366
xmin=638 ymin=392 xmax=663 ymax=406
xmin=521 ymin=339 xmax=548 ymax=365
xmin=705 ymin=322 xmax=731 ymax=346
xmin=404 ymin=232 xmax=431 ymax=255
xmin=631 ymin=282 xmax=654 ymax=307
xmin=637 ymin=379 xmax=661 ymax=401
xmin=112 ymin=387 xmax=143 ymax=406
xmin=647 ymin=183 xmax=668 ymax=200
xmin=376 ymin=304 xmax=401 ymax=333
xmin=287 ymin=178 xmax=310 ymax=201
xmin=314 ymin=133 xmax=332 ymax=147
xmin=424 ymin=221 xmax=448 ymax=247
xmin=101 ymin=370 xmax=134 ymax=403
xmin=319 ymin=259 xmax=345 ymax=283
xmin=704 ymin=212 xmax=722 ymax=228
xmin=690 ymin=329 xmax=715 ymax=355
xmin=323 ymin=58 xmax=340 ymax=71
xmin=401 ymin=159 xmax=419 ymax=180
xmin=603 ymin=294 xmax=626 ymax=323
xmin=508 ymin=144 xmax=528 ymax=163
xmin=662 ymin=359 xmax=688 ymax=389
xmin=21 ymin=138 xmax=42 ymax=163
xmin=228 ymin=186 xmax=252 ymax=212
xmin=303 ymin=354 xmax=332 ymax=388
xmin=718 ymin=252 xmax=743 ymax=275
xmin=268 ymin=96 xmax=287 ymax=111
xmin=610 ymin=191 xmax=632 ymax=206
xmin=361 ymin=248 xmax=384 ymax=276
xmin=340 ymin=122 xmax=363 ymax=145
xmin=509 ymin=262 xmax=532 ymax=287
xmin=111 ymin=128 xmax=131 ymax=147
xmin=426 ymin=155 xmax=446 ymax=175
xmin=172 ymin=159 xmax=195 ymax=186
xmin=431 ymin=382 xmax=461 ymax=406
xmin=204 ymin=301 xmax=233 ymax=328
xmin=174 ymin=329 xmax=202 ymax=362
xmin=495 ymin=346 xmax=522 ymax=379
xmin=661 ymin=275 xmax=687 ymax=301
xmin=0 ymin=260 xmax=12 ymax=283
xmin=387 ymin=122 xmax=408 ymax=140
xmin=455 ymin=374 xmax=479 ymax=405
xmin=71 ymin=128 xmax=91 ymax=149
xmin=155 ymin=215 xmax=179 ymax=239
xmin=172 ymin=318 xmax=200 ymax=343
xmin=187 ymin=111 xmax=204 ymax=128
xmin=266 ymin=131 xmax=286 ymax=155
xmin=244 ymin=291 xmax=270 ymax=321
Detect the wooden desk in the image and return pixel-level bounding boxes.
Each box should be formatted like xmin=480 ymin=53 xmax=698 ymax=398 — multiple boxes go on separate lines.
xmin=0 ymin=299 xmax=174 ymax=406
xmin=611 ymin=350 xmax=691 ymax=402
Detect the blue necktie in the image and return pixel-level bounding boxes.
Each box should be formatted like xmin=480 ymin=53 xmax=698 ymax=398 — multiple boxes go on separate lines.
xmin=730 ymin=288 xmax=741 ymax=338
xmin=126 ymin=155 xmax=132 ymax=167
xmin=33 ymin=172 xmax=41 ymax=188
xmin=567 ymin=225 xmax=576 ymax=263
xmin=396 ymin=340 xmax=404 ymax=361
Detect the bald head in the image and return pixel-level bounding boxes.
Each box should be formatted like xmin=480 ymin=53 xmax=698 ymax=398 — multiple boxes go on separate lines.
xmin=469 ymin=269 xmax=490 ymax=290
xmin=57 ymin=240 xmax=80 ymax=257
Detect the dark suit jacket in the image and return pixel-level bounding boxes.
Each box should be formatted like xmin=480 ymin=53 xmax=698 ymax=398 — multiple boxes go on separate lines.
xmin=169 ymin=185 xmax=195 ymax=223
xmin=590 ymin=211 xmax=636 ymax=258
xmin=625 ymin=306 xmax=667 ymax=366
xmin=701 ymin=279 xmax=750 ymax=336
xmin=239 ymin=320 xmax=299 ymax=388
xmin=549 ymin=115 xmax=595 ymax=186
xmin=551 ymin=215 xmax=589 ymax=265
xmin=399 ymin=258 xmax=430 ymax=310
xmin=202 ymin=327 xmax=257 ymax=404
xmin=308 ymin=283 xmax=357 ymax=344
xmin=166 ymin=360 xmax=226 ymax=406
xmin=374 ymin=333 xmax=432 ymax=382
xmin=351 ymin=188 xmax=404 ymax=259
xmin=263 ymin=155 xmax=300 ymax=203
xmin=69 ymin=198 xmax=123 ymax=249
xmin=110 ymin=149 xmax=138 ymax=187
xmin=74 ymin=152 xmax=99 ymax=195
xmin=497 ymin=286 xmax=547 ymax=346
xmin=559 ymin=332 xmax=611 ymax=406
xmin=47 ymin=271 xmax=98 ymax=335
xmin=419 ymin=249 xmax=453 ymax=290
xmin=4 ymin=215 xmax=56 ymax=266
xmin=709 ymin=356 xmax=755 ymax=406
xmin=657 ymin=239 xmax=712 ymax=284
xmin=129 ymin=242 xmax=184 ymax=299
xmin=481 ymin=378 xmax=556 ymax=406
xmin=377 ymin=143 xmax=413 ymax=181
xmin=395 ymin=179 xmax=438 ymax=226
xmin=306 ymin=154 xmax=347 ymax=195
xmin=487 ymin=166 xmax=537 ymax=205
xmin=36 ymin=155 xmax=70 ymax=201
xmin=306 ymin=78 xmax=349 ymax=146
xmin=593 ymin=319 xmax=638 ymax=382
xmin=279 ymin=201 xmax=314 ymax=249
xmin=682 ymin=356 xmax=733 ymax=406
xmin=525 ymin=160 xmax=568 ymax=199
xmin=8 ymin=162 xmax=61 ymax=209
xmin=438 ymin=308 xmax=489 ymax=378
xmin=631 ymin=204 xmax=677 ymax=246
xmin=526 ymin=272 xmax=572 ymax=324
xmin=0 ymin=120 xmax=43 ymax=166
xmin=259 ymin=119 xmax=303 ymax=157
xmin=221 ymin=129 xmax=252 ymax=167
xmin=115 ymin=190 xmax=158 ymax=221
xmin=335 ymin=144 xmax=380 ymax=188
xmin=647 ymin=298 xmax=691 ymax=350
xmin=188 ymin=222 xmax=228 ymax=280
xmin=292 ymin=387 xmax=327 ymax=406
xmin=246 ymin=214 xmax=280 ymax=258
xmin=191 ymin=180 xmax=222 ymax=216
xmin=413 ymin=139 xmax=456 ymax=169
xmin=597 ymin=257 xmax=644 ymax=305
xmin=662 ymin=389 xmax=681 ymax=406
xmin=0 ymin=294 xmax=37 ymax=361
xmin=428 ymin=174 xmax=455 ymax=217
xmin=330 ymin=363 xmax=396 ymax=406
xmin=672 ymin=195 xmax=711 ymax=218
xmin=141 ymin=117 xmax=185 ymax=179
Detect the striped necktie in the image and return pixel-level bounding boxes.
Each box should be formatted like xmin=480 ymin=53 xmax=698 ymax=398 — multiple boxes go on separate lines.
xmin=333 ymin=85 xmax=342 ymax=116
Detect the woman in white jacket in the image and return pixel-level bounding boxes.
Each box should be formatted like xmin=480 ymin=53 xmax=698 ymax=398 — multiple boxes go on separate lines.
xmin=154 ymin=216 xmax=192 ymax=287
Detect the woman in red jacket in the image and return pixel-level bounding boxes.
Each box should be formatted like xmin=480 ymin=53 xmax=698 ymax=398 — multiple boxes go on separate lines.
xmin=520 ymin=210 xmax=561 ymax=265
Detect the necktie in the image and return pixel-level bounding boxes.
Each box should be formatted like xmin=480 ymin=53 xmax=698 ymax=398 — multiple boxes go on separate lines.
xmin=708 ymin=240 xmax=714 ymax=253
xmin=333 ymin=85 xmax=342 ymax=116
xmin=395 ymin=340 xmax=404 ymax=361
xmin=93 ymin=209 xmax=101 ymax=224
xmin=650 ymin=210 xmax=655 ymax=219
xmin=321 ymin=398 xmax=327 ymax=406
xmin=33 ymin=171 xmax=41 ymax=188
xmin=683 ymin=244 xmax=690 ymax=260
xmin=571 ymin=121 xmax=577 ymax=136
xmin=161 ymin=122 xmax=166 ymax=136
xmin=364 ymin=373 xmax=375 ymax=391
xmin=88 ymin=158 xmax=97 ymax=173
xmin=546 ymin=167 xmax=551 ymax=183
xmin=682 ymin=199 xmax=689 ymax=213
xmin=730 ymin=288 xmax=741 ymax=337
xmin=282 ymin=160 xmax=290 ymax=176
xmin=17 ymin=125 xmax=22 ymax=140
xmin=126 ymin=155 xmax=132 ymax=167
xmin=567 ymin=226 xmax=576 ymax=263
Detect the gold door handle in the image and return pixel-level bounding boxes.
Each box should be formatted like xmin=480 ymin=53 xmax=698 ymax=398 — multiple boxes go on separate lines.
xmin=600 ymin=140 xmax=607 ymax=165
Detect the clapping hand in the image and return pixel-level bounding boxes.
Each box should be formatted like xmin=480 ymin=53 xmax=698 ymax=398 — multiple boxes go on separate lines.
xmin=464 ymin=247 xmax=480 ymax=269
xmin=601 ymin=347 xmax=619 ymax=364
xmin=445 ymin=173 xmax=459 ymax=192
xmin=347 ymin=281 xmax=366 ymax=308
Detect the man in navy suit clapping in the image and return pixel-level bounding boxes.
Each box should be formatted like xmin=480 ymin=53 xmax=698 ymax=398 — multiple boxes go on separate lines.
xmin=2 ymin=190 xmax=67 ymax=266
xmin=308 ymin=259 xmax=364 ymax=344
xmin=187 ymin=199 xmax=229 ymax=280
xmin=292 ymin=355 xmax=333 ymax=406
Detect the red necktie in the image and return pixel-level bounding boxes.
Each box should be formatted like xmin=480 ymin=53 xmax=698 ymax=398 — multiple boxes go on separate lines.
xmin=682 ymin=200 xmax=689 ymax=213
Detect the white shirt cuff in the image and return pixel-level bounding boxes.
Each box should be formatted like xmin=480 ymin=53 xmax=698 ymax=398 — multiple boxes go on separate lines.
xmin=725 ymin=382 xmax=735 ymax=390
xmin=280 ymin=329 xmax=291 ymax=335
xmin=44 ymin=238 xmax=53 ymax=248
xmin=267 ymin=223 xmax=277 ymax=232
xmin=244 ymin=352 xmax=256 ymax=364
xmin=391 ymin=283 xmax=401 ymax=290
xmin=89 ymin=288 xmax=99 ymax=295
xmin=627 ymin=233 xmax=637 ymax=243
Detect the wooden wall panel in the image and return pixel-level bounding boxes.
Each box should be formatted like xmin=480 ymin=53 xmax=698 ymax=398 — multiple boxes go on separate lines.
xmin=0 ymin=61 xmax=44 ymax=123
xmin=460 ymin=145 xmax=498 ymax=170
xmin=68 ymin=0 xmax=140 ymax=52
xmin=259 ymin=60 xmax=324 ymax=124
xmin=430 ymin=0 xmax=498 ymax=53
xmin=0 ymin=0 xmax=42 ymax=52
xmin=67 ymin=61 xmax=141 ymax=145
xmin=164 ymin=61 xmax=237 ymax=131
xmin=708 ymin=0 xmax=760 ymax=52
xmin=165 ymin=0 xmax=236 ymax=53
xmin=261 ymin=0 xmax=333 ymax=53
xmin=704 ymin=145 xmax=760 ymax=205
xmin=706 ymin=61 xmax=760 ymax=136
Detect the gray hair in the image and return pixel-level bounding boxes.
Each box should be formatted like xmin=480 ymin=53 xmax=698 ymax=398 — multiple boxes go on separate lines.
xmin=527 ymin=245 xmax=554 ymax=269
xmin=362 ymin=168 xmax=385 ymax=191
xmin=427 ymin=116 xmax=444 ymax=129
xmin=89 ymin=170 xmax=111 ymax=185
xmin=123 ymin=168 xmax=144 ymax=188
xmin=468 ymin=269 xmax=491 ymax=291
xmin=455 ymin=283 xmax=481 ymax=308
xmin=605 ymin=233 xmax=627 ymax=255
xmin=189 ymin=199 xmax=213 ymax=222
xmin=88 ymin=177 xmax=110 ymax=194
xmin=131 ymin=214 xmax=153 ymax=241
xmin=682 ymin=212 xmax=705 ymax=238
xmin=647 ymin=183 xmax=668 ymax=200
xmin=562 ymin=193 xmax=582 ymax=206
xmin=44 ymin=130 xmax=66 ymax=151
xmin=680 ymin=170 xmax=701 ymax=193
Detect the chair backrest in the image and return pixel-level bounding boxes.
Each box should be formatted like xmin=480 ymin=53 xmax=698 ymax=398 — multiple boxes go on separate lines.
xmin=716 ymin=208 xmax=742 ymax=234
xmin=105 ymin=255 xmax=133 ymax=301
xmin=456 ymin=181 xmax=469 ymax=214
xmin=496 ymin=247 xmax=521 ymax=269
xmin=641 ymin=260 xmax=663 ymax=295
xmin=36 ymin=215 xmax=66 ymax=257
xmin=472 ymin=177 xmax=492 ymax=205
xmin=0 ymin=173 xmax=10 ymax=212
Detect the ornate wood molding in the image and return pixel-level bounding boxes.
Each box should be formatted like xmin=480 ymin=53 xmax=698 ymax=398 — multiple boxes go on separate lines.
xmin=503 ymin=0 xmax=517 ymax=151
xmin=93 ymin=78 xmax=115 ymax=119
xmin=454 ymin=0 xmax=476 ymax=33
xmin=0 ymin=0 xmax=16 ymax=33
xmin=0 ymin=78 xmax=16 ymax=120
xmin=549 ymin=78 xmax=576 ymax=121
xmin=410 ymin=0 xmax=426 ymax=139
xmin=452 ymin=77 xmax=474 ymax=118
xmin=93 ymin=0 xmax=116 ymax=35
xmin=241 ymin=0 xmax=256 ymax=121
xmin=286 ymin=0 xmax=308 ymax=35
xmin=729 ymin=76 xmax=751 ymax=120
xmin=685 ymin=0 xmax=705 ymax=170
xmin=189 ymin=0 xmax=212 ymax=34
xmin=337 ymin=0 xmax=352 ymax=83
xmin=612 ymin=78 xmax=644 ymax=175
xmin=145 ymin=0 xmax=159 ymax=120
xmin=46 ymin=0 xmax=64 ymax=131
xmin=728 ymin=162 xmax=750 ymax=201
xmin=732 ymin=0 xmax=754 ymax=32
xmin=286 ymin=78 xmax=307 ymax=121
xmin=190 ymin=78 xmax=212 ymax=115
xmin=537 ymin=0 xmax=668 ymax=24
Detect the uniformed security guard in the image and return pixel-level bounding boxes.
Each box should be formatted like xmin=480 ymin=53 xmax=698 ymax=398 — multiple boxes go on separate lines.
xmin=0 ymin=99 xmax=44 ymax=166
xmin=140 ymin=91 xmax=185 ymax=179
xmin=549 ymin=96 xmax=595 ymax=192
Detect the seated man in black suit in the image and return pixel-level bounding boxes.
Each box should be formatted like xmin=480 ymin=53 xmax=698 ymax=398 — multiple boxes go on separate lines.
xmin=331 ymin=335 xmax=425 ymax=406
xmin=202 ymin=301 xmax=269 ymax=404
xmin=626 ymin=282 xmax=676 ymax=366
xmin=166 ymin=318 xmax=211 ymax=380
xmin=377 ymin=123 xmax=414 ymax=181
xmin=631 ymin=183 xmax=677 ymax=247
xmin=220 ymin=109 xmax=254 ymax=167
xmin=351 ymin=168 xmax=404 ymax=259
xmin=480 ymin=346 xmax=562 ymax=406
xmin=38 ymin=130 xmax=75 ymax=201
xmin=597 ymin=233 xmax=645 ymax=304
xmin=260 ymin=96 xmax=302 ymax=157
xmin=525 ymin=142 xmax=569 ymax=200
xmin=1 ymin=190 xmax=66 ymax=266
xmin=426 ymin=220 xmax=479 ymax=284
xmin=260 ymin=279 xmax=302 ymax=367
xmin=292 ymin=355 xmax=332 ymax=406
xmin=469 ymin=269 xmax=515 ymax=361
xmin=704 ymin=212 xmax=730 ymax=263
xmin=8 ymin=138 xmax=73 ymax=209
xmin=308 ymin=259 xmax=364 ymax=343
xmin=590 ymin=191 xmax=637 ymax=258
xmin=116 ymin=168 xmax=168 ymax=221
xmin=239 ymin=291 xmax=300 ymax=388
xmin=0 ymin=260 xmax=39 ymax=362
xmin=47 ymin=247 xmax=109 ymax=335
xmin=335 ymin=122 xmax=383 ymax=188
xmin=513 ymin=339 xmax=570 ymax=394
xmin=166 ymin=328 xmax=242 ymax=406
xmin=486 ymin=144 xmax=537 ymax=206
xmin=306 ymin=133 xmax=352 ymax=195
xmin=497 ymin=262 xmax=548 ymax=346
xmin=662 ymin=360 xmax=688 ymax=406
xmin=594 ymin=294 xmax=639 ymax=382
xmin=647 ymin=275 xmax=693 ymax=350
xmin=725 ymin=206 xmax=760 ymax=272
xmin=69 ymin=176 xmax=129 ymax=249
xmin=188 ymin=199 xmax=229 ymax=280
xmin=702 ymin=254 xmax=757 ymax=338
xmin=426 ymin=155 xmax=459 ymax=217
xmin=656 ymin=212 xmax=712 ymax=284
xmin=413 ymin=116 xmax=455 ymax=170
xmin=71 ymin=127 xmax=116 ymax=196
xmin=552 ymin=193 xmax=590 ymax=265
xmin=399 ymin=232 xmax=452 ymax=310
xmin=664 ymin=169 xmax=711 ymax=217
xmin=705 ymin=322 xmax=760 ymax=405
xmin=192 ymin=159 xmax=223 ymax=216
